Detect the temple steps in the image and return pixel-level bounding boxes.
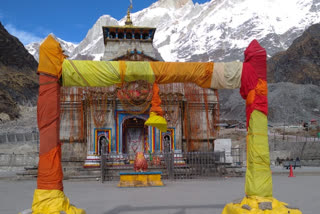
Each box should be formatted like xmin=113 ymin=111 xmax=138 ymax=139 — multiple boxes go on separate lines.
xmin=16 ymin=167 xmax=38 ymax=180
xmin=64 ymin=175 xmax=100 ymax=181
xmin=14 ymin=162 xmax=234 ymax=181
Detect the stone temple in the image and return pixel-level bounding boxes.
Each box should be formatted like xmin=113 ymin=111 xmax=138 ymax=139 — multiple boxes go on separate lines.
xmin=59 ymin=8 xmax=219 ymax=168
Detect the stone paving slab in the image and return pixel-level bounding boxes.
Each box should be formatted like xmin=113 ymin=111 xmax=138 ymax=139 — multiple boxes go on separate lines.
xmin=0 ymin=174 xmax=319 ymax=214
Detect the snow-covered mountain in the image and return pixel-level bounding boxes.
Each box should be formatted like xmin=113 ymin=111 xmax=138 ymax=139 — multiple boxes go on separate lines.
xmin=25 ymin=34 xmax=78 ymax=62
xmin=70 ymin=15 xmax=118 ymax=61
xmin=27 ymin=0 xmax=320 ymax=62
xmin=127 ymin=0 xmax=320 ymax=62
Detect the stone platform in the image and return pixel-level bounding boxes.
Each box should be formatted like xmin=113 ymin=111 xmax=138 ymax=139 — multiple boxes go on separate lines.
xmin=118 ymin=171 xmax=164 ymax=187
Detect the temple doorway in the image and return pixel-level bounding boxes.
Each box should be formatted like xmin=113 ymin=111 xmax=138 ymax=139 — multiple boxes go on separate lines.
xmin=98 ymin=136 xmax=108 ymax=155
xmin=122 ymin=117 xmax=148 ymax=154
xmin=162 ymin=134 xmax=172 ymax=153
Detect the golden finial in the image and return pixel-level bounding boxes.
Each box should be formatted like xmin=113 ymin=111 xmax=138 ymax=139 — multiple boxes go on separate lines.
xmin=125 ymin=0 xmax=133 ymax=26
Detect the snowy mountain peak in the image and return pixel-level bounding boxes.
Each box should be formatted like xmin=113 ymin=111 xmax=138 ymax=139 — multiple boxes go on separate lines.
xmin=156 ymin=0 xmax=193 ymax=9
xmin=26 ymin=0 xmax=320 ymax=63
xmin=70 ymin=15 xmax=118 ymax=60
xmin=25 ymin=35 xmax=77 ymax=62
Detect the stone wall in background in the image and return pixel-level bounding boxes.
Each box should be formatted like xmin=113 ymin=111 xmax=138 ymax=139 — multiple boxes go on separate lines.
xmin=1 ymin=130 xmax=319 ymax=168
xmin=0 ymin=132 xmax=39 ymax=167
xmin=269 ymin=135 xmax=320 ymax=166
xmin=61 ymin=142 xmax=87 ymax=162
xmin=234 ymin=133 xmax=320 ymax=167
xmin=0 ymin=131 xmax=87 ymax=168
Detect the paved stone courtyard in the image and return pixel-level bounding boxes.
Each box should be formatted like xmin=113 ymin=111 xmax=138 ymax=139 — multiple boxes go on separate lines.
xmin=0 ymin=174 xmax=319 ymax=214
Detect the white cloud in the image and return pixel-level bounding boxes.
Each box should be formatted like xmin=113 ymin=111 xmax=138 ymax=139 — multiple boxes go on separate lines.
xmin=4 ymin=24 xmax=43 ymax=45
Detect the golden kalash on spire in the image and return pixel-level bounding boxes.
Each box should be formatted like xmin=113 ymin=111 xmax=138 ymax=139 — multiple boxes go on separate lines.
xmin=125 ymin=0 xmax=133 ymax=26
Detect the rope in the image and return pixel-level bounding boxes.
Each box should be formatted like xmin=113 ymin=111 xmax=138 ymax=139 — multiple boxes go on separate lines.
xmin=39 ymin=80 xmax=58 ymax=86
xmin=119 ymin=61 xmax=126 ymax=85
xmin=69 ymin=60 xmax=91 ymax=86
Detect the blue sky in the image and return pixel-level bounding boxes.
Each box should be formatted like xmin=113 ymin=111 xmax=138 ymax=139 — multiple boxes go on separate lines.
xmin=1 ymin=0 xmax=210 ymax=45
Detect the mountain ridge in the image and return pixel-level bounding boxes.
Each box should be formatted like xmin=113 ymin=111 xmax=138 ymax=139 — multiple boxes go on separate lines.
xmin=26 ymin=0 xmax=320 ymax=64
xmin=3 ymin=0 xmax=318 ymax=123
xmin=0 ymin=22 xmax=38 ymax=120
xmin=267 ymin=23 xmax=320 ymax=85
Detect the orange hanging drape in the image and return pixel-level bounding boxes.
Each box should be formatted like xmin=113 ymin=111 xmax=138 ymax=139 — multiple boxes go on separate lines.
xmin=150 ymin=83 xmax=163 ymax=116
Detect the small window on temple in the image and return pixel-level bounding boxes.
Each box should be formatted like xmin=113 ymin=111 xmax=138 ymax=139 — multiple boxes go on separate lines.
xmin=142 ymin=33 xmax=149 ymax=40
xmin=118 ymin=32 xmax=124 ymax=39
xmin=109 ymin=32 xmax=116 ymax=39
xmin=134 ymin=33 xmax=140 ymax=40
xmin=126 ymin=33 xmax=132 ymax=39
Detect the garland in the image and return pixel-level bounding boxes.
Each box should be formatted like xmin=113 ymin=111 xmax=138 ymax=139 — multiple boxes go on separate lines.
xmin=88 ymin=88 xmax=109 ymax=128
xmin=160 ymin=92 xmax=183 ymax=127
xmin=117 ymin=80 xmax=152 ymax=115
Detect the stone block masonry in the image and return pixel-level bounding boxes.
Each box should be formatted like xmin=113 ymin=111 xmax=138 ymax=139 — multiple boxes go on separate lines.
xmin=0 ymin=132 xmax=39 ymax=167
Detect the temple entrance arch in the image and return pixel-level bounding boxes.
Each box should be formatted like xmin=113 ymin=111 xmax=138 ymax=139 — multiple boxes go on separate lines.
xmin=121 ymin=116 xmax=148 ymax=154
xmin=35 ymin=34 xmax=282 ymax=214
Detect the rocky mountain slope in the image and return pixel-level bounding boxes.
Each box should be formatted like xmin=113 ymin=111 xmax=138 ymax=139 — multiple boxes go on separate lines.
xmin=267 ymin=23 xmax=320 ymax=85
xmin=0 ymin=22 xmax=38 ymax=120
xmin=219 ymin=83 xmax=320 ymax=125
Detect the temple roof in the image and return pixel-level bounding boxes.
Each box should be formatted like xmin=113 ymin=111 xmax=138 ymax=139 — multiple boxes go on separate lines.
xmin=103 ymin=26 xmax=156 ymax=30
xmin=101 ymin=2 xmax=160 ymax=61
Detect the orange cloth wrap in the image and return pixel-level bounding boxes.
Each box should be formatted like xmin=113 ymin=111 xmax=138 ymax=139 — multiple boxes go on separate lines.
xmin=36 ymin=35 xmax=65 ymax=191
xmin=245 ymin=79 xmax=268 ymax=117
xmin=246 ymin=90 xmax=255 ymax=106
xmin=38 ymin=35 xmax=66 ymax=78
xmin=38 ymin=75 xmax=61 ymax=155
xmin=144 ymin=83 xmax=167 ymax=132
xmin=150 ymin=83 xmax=163 ymax=116
xmin=37 ymin=145 xmax=63 ymax=191
xmin=37 ymin=75 xmax=63 ymax=191
xmin=255 ymin=79 xmax=268 ymax=96
xmin=150 ymin=62 xmax=213 ymax=88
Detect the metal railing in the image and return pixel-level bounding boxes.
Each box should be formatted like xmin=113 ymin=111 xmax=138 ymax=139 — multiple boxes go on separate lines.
xmin=100 ymin=150 xmax=231 ymax=182
xmin=167 ymin=151 xmax=226 ymax=180
xmin=230 ymin=148 xmax=242 ymax=167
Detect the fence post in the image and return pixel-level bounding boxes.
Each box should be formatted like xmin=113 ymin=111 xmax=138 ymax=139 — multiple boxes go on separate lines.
xmin=170 ymin=151 xmax=174 ymax=180
xmin=165 ymin=152 xmax=172 ymax=180
xmin=239 ymin=148 xmax=242 ymax=167
xmin=165 ymin=152 xmax=168 ymax=179
xmin=100 ymin=143 xmax=106 ymax=183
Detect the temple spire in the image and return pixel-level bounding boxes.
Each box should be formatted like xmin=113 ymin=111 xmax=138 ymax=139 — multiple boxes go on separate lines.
xmin=125 ymin=0 xmax=133 ymax=26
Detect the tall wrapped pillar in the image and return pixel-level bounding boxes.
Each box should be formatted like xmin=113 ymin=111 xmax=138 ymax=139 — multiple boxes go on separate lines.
xmin=222 ymin=40 xmax=301 ymax=214
xmin=240 ymin=40 xmax=272 ymax=197
xmin=31 ymin=35 xmax=85 ymax=214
